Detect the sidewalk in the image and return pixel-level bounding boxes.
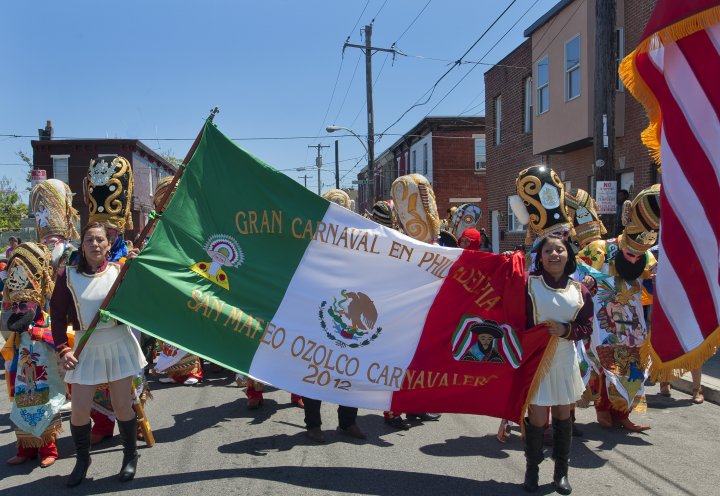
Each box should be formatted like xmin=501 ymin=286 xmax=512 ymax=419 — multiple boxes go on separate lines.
xmin=671 ymin=349 xmax=720 ymax=405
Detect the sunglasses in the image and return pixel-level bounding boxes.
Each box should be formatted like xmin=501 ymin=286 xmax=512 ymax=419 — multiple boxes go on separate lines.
xmin=11 ymin=302 xmax=30 ymax=312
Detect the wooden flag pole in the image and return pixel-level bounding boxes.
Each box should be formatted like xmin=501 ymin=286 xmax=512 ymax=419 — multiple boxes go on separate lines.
xmin=75 ymin=107 xmax=220 ymax=358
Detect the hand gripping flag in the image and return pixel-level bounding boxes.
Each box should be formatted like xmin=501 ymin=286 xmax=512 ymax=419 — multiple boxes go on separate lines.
xmin=104 ymin=121 xmax=556 ymax=423
xmin=619 ymin=0 xmax=720 ymax=380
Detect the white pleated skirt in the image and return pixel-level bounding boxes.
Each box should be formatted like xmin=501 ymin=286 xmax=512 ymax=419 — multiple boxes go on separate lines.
xmin=65 ymin=324 xmax=147 ymax=385
xmin=531 ymin=338 xmax=585 ymax=406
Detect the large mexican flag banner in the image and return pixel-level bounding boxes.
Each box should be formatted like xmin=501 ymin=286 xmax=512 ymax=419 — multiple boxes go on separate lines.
xmin=105 ymin=121 xmax=554 ymax=422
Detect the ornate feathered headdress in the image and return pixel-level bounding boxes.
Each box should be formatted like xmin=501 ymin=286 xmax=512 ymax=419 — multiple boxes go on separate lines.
xmin=30 ymin=179 xmax=80 ymax=242
xmin=85 ymin=155 xmax=134 ymax=232
xmin=391 ymin=174 xmax=441 ymax=243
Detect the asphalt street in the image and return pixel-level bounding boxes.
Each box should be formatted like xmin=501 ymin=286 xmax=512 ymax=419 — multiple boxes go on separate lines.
xmin=1 ymin=365 xmax=718 ymax=496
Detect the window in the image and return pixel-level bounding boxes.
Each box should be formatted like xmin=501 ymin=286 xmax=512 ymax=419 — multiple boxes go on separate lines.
xmin=565 ymin=35 xmax=580 ymax=101
xmin=474 ymin=135 xmax=486 ymax=171
xmin=51 ymin=155 xmax=69 ymax=183
xmin=524 ymin=77 xmax=533 ymax=132
xmin=494 ymin=96 xmax=502 ymax=144
xmin=615 ymin=28 xmax=625 ymax=91
xmin=412 ymin=150 xmax=417 ymax=173
xmin=507 ymin=196 xmax=525 ymax=232
xmin=537 ymin=56 xmax=549 ymax=114
xmin=422 ymin=143 xmax=428 ymax=175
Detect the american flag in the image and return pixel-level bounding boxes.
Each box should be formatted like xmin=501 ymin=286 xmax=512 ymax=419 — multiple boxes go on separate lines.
xmin=620 ymin=0 xmax=720 ymax=379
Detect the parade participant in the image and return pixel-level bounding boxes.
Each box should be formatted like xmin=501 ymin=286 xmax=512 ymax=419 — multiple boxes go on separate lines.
xmin=2 ymin=243 xmax=64 ymax=468
xmin=30 ymin=179 xmax=81 ymax=273
xmin=301 ymin=189 xmax=367 ymax=435
xmin=449 ymin=203 xmax=482 ymax=242
xmin=522 ymin=234 xmax=594 ymax=494
xmin=563 ymin=188 xmax=607 ymax=435
xmin=500 ymin=165 xmax=578 ymax=445
xmin=458 ymin=228 xmax=481 ymax=251
xmin=579 ymin=185 xmax=660 ymax=432
xmin=81 ymin=155 xmax=151 ymax=444
xmin=150 ymin=176 xmax=204 ymax=386
xmin=52 ymin=222 xmax=147 ymax=486
xmin=383 ymin=174 xmax=442 ymax=427
xmin=5 ymin=236 xmax=19 ymax=258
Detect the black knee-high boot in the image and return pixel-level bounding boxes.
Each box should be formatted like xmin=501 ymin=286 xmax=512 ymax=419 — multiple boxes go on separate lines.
xmin=523 ymin=419 xmax=545 ymax=492
xmin=117 ymin=417 xmax=139 ymax=482
xmin=67 ymin=422 xmax=92 ymax=487
xmin=552 ymin=417 xmax=573 ymax=495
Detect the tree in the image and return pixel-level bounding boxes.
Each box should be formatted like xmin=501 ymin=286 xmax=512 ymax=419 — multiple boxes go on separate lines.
xmin=17 ymin=150 xmax=34 ymax=192
xmin=160 ymin=149 xmax=184 ymax=170
xmin=0 ymin=177 xmax=28 ymax=231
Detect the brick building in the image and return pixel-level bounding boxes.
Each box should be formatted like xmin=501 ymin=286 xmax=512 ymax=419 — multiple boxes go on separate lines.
xmin=484 ymin=0 xmax=657 ymax=252
xmin=358 ymin=116 xmax=488 ymax=231
xmin=31 ymin=122 xmax=177 ymax=239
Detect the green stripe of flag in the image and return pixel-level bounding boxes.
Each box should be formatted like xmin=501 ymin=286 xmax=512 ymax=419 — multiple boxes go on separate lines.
xmin=105 ymin=122 xmax=330 ymax=373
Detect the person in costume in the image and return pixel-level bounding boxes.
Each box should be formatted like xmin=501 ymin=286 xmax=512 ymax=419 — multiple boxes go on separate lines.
xmin=149 ymin=176 xmax=204 ymax=386
xmin=52 ymin=222 xmax=147 ymax=486
xmin=500 ymin=165 xmax=582 ymax=446
xmin=522 ymin=234 xmax=594 ymax=495
xmin=301 ymin=190 xmax=369 ymax=439
xmin=2 ymin=243 xmax=64 ymax=468
xmin=30 ymin=179 xmax=81 ymax=273
xmin=577 ymin=184 xmax=660 ymax=432
xmin=376 ymin=175 xmax=443 ymax=430
xmin=81 ymin=155 xmax=152 ymax=445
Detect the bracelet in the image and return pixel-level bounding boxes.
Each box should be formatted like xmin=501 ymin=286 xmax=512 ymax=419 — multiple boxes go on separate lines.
xmin=57 ymin=346 xmax=72 ymax=357
xmin=562 ymin=324 xmax=573 ymax=340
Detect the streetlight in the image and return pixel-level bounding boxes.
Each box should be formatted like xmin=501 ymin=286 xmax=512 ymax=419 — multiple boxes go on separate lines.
xmin=326 ymin=125 xmax=374 ymax=205
xmin=326 ymin=125 xmax=369 ymax=153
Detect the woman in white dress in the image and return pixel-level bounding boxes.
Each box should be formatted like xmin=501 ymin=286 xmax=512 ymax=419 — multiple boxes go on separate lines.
xmin=523 ymin=234 xmax=594 ymax=495
xmin=51 ymin=222 xmax=146 ymax=487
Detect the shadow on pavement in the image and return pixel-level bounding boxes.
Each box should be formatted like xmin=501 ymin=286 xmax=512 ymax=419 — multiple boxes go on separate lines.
xmin=0 ymin=466 xmax=553 ymax=496
xmin=420 ymin=434 xmax=517 ymax=459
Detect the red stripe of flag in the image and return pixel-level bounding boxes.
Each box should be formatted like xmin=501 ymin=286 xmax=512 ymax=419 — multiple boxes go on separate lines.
xmin=636 ymin=51 xmax=720 ymax=240
xmin=657 ymin=193 xmax=718 ymax=333
xmin=651 ymin=301 xmax=687 ymax=361
xmin=677 ymin=30 xmax=720 ymax=116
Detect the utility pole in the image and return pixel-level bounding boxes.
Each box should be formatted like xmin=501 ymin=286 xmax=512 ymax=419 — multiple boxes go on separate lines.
xmin=593 ymin=0 xmax=617 ymax=235
xmin=299 ymin=174 xmax=311 ymax=189
xmin=334 ymin=140 xmax=340 ymax=189
xmin=344 ymin=25 xmax=397 ymax=206
xmin=308 ymin=143 xmax=330 ymax=195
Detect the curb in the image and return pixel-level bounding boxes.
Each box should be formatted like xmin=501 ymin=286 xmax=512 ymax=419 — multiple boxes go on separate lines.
xmin=671 ymin=376 xmax=720 ymax=406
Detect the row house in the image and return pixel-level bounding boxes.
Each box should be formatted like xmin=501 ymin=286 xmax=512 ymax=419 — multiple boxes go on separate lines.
xmin=358 ymin=116 xmax=488 ymax=231
xmin=31 ymin=122 xmax=177 ymax=240
xmin=484 ymin=0 xmax=657 ymax=253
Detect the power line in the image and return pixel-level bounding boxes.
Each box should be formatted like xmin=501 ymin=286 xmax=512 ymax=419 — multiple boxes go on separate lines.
xmin=371 ymin=0 xmax=390 ymax=24
xmin=377 ymin=0 xmax=518 ymax=141
xmin=394 ymin=0 xmax=432 ymax=44
xmin=424 ymin=0 xmax=541 ymax=118
xmin=331 ymin=51 xmax=363 ymax=126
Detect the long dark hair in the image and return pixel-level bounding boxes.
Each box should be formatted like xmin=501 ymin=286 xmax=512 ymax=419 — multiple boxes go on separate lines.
xmin=77 ymin=222 xmax=110 ymax=273
xmin=532 ymin=233 xmax=577 ymax=277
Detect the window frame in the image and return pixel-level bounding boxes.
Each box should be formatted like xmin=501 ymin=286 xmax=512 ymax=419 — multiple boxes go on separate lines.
xmin=494 ymin=95 xmax=502 ymax=145
xmin=50 ymin=154 xmax=70 ymax=184
xmin=422 ymin=142 xmax=428 ymax=175
xmin=524 ymin=77 xmax=533 ymax=133
xmin=564 ymin=34 xmax=581 ymax=102
xmin=474 ymin=134 xmax=486 ymax=171
xmin=536 ymin=56 xmax=550 ymax=114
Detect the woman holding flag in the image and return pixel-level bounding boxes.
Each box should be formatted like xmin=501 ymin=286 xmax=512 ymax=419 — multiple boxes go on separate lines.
xmin=522 ymin=234 xmax=594 ymax=495
xmin=51 ymin=222 xmax=146 ymax=487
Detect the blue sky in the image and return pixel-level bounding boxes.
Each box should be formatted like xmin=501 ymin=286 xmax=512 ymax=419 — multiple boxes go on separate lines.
xmin=1 ymin=0 xmax=559 ymax=199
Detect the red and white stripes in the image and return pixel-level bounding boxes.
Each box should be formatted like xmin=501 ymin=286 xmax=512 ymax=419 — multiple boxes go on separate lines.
xmin=636 ymin=24 xmax=720 ymax=364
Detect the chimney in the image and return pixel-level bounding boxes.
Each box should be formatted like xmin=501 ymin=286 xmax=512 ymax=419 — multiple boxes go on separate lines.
xmin=38 ymin=120 xmax=53 ymax=140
